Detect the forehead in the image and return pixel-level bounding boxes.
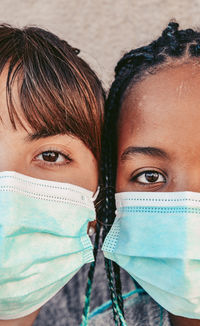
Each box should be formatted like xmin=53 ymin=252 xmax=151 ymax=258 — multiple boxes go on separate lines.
xmin=118 ymin=62 xmax=200 ymax=149
xmin=0 ymin=67 xmax=31 ymax=132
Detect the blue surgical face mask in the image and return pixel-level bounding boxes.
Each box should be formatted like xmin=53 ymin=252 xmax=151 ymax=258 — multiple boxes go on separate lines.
xmin=0 ymin=171 xmax=96 ymax=320
xmin=102 ymin=191 xmax=200 ymax=319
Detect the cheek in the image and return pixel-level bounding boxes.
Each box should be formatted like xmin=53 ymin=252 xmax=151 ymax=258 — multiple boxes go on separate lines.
xmin=67 ymin=151 xmax=98 ymax=192
xmin=78 ymin=157 xmax=98 ymax=192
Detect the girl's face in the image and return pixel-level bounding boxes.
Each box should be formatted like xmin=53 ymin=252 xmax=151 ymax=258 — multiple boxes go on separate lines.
xmin=0 ymin=69 xmax=98 ymax=192
xmin=0 ymin=68 xmax=98 ymax=326
xmin=116 ymin=62 xmax=200 ymax=193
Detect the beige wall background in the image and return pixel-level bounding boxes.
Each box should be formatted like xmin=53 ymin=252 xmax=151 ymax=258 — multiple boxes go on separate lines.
xmin=1 ymin=0 xmax=200 ymax=88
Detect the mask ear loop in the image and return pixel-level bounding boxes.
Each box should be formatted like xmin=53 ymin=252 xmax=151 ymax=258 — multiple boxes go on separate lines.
xmin=92 ymin=186 xmax=100 ymax=201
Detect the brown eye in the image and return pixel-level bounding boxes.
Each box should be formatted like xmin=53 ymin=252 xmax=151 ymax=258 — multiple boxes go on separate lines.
xmin=135 ymin=170 xmax=166 ymax=184
xmin=42 ymin=151 xmax=59 ymax=162
xmin=35 ymin=150 xmax=71 ymax=166
xmin=145 ymin=171 xmax=159 ymax=182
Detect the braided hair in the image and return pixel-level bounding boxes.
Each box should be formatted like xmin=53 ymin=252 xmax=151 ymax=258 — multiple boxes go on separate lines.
xmin=100 ymin=21 xmax=200 ymax=324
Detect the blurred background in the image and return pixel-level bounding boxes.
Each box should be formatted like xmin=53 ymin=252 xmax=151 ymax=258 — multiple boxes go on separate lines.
xmin=2 ymin=0 xmax=200 ymax=88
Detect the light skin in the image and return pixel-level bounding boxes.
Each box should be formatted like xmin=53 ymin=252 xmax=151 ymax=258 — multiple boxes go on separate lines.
xmin=116 ymin=62 xmax=200 ymax=326
xmin=0 ymin=69 xmax=98 ymax=326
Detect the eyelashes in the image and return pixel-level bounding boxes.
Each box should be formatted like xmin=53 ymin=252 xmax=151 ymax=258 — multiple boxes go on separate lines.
xmin=33 ymin=150 xmax=72 ymax=167
xmin=131 ymin=169 xmax=166 ymax=185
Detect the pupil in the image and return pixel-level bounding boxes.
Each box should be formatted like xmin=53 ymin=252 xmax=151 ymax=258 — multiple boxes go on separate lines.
xmin=145 ymin=171 xmax=159 ymax=182
xmin=42 ymin=151 xmax=58 ymax=162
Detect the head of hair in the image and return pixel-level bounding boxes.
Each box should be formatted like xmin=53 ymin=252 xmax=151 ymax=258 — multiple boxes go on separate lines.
xmin=0 ymin=23 xmax=106 ymax=325
xmin=101 ymin=21 xmax=200 ymax=323
xmin=0 ymin=23 xmax=104 ymax=162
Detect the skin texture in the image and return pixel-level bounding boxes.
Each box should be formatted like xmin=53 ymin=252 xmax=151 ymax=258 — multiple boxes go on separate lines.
xmin=0 ymin=311 xmax=40 ymax=326
xmin=0 ymin=68 xmax=98 ymax=326
xmin=116 ymin=62 xmax=200 ymax=326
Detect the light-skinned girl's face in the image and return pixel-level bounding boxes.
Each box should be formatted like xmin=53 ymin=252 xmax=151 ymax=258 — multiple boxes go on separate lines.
xmin=0 ymin=69 xmax=98 ymax=326
xmin=0 ymin=69 xmax=98 ymax=193
xmin=116 ymin=62 xmax=200 ymax=193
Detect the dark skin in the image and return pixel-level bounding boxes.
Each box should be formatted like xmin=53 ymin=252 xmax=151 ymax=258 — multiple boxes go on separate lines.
xmin=116 ymin=62 xmax=200 ymax=326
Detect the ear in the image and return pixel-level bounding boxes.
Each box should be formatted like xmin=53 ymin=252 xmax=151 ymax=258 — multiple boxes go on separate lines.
xmin=87 ymin=220 xmax=97 ymax=236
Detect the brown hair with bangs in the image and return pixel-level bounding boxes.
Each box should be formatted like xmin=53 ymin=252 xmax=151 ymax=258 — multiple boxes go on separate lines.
xmin=0 ymin=24 xmax=104 ymax=161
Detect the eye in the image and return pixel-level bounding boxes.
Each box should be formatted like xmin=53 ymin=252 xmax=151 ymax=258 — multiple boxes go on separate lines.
xmin=34 ymin=150 xmax=72 ymax=166
xmin=132 ymin=170 xmax=166 ymax=184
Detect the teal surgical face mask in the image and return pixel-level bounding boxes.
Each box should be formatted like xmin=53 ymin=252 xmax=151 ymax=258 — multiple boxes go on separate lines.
xmin=102 ymin=191 xmax=200 ymax=319
xmin=0 ymin=171 xmax=96 ymax=320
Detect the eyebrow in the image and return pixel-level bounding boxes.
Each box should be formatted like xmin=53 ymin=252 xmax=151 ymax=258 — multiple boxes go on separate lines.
xmin=121 ymin=146 xmax=169 ymax=161
xmin=25 ymin=131 xmax=68 ymax=142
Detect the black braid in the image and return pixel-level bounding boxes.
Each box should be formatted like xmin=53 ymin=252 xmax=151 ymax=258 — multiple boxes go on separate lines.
xmin=104 ymin=258 xmax=121 ymax=325
xmin=100 ymin=21 xmax=200 ymax=323
xmin=81 ymin=223 xmax=100 ymax=325
xmin=113 ymin=262 xmax=124 ymax=315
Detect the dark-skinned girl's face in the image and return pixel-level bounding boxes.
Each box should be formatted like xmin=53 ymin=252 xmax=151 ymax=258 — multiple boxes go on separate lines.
xmin=116 ymin=62 xmax=200 ymax=193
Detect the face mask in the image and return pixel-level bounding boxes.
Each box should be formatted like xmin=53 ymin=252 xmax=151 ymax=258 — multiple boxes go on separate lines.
xmin=0 ymin=171 xmax=96 ymax=320
xmin=102 ymin=191 xmax=200 ymax=319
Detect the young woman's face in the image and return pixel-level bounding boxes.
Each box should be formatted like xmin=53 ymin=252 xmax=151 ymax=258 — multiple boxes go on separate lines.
xmin=116 ymin=62 xmax=200 ymax=193
xmin=0 ymin=69 xmax=98 ymax=193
